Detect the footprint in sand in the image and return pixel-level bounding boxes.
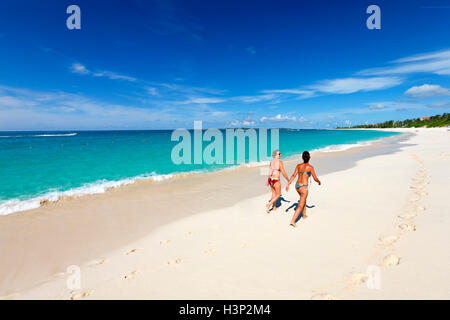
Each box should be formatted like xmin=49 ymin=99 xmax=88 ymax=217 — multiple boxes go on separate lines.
xmin=0 ymin=292 xmax=19 ymax=300
xmin=381 ymin=254 xmax=400 ymax=267
xmin=126 ymin=248 xmax=142 ymax=255
xmin=379 ymin=235 xmax=400 ymax=245
xmin=311 ymin=293 xmax=336 ymax=300
xmin=398 ymin=214 xmax=417 ymax=220
xmin=160 ymin=240 xmax=172 ymax=245
xmin=415 ymin=192 xmax=428 ymax=196
xmin=399 ymin=224 xmax=416 ymax=231
xmin=124 ymin=270 xmax=142 ymax=279
xmin=51 ymin=271 xmax=67 ymax=278
xmin=409 ymin=198 xmax=420 ymax=203
xmin=350 ymin=273 xmax=369 ymax=285
xmin=89 ymin=259 xmax=109 ymax=266
xmin=187 ymin=231 xmax=196 ymax=236
xmin=203 ymin=248 xmax=217 ymax=254
xmin=167 ymin=258 xmax=184 ymax=265
xmin=240 ymin=242 xmax=252 ymax=248
xmin=70 ymin=290 xmax=94 ymax=300
xmin=415 ymin=206 xmax=426 ymax=212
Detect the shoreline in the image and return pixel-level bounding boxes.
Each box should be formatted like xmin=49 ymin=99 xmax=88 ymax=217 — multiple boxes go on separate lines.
xmin=0 ymin=130 xmax=411 ymax=297
xmin=6 ymin=127 xmax=448 ymax=299
xmin=0 ymin=130 xmax=402 ymax=216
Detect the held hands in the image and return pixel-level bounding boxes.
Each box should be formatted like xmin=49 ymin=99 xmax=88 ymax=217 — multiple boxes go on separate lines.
xmin=286 ymin=184 xmax=290 ymax=192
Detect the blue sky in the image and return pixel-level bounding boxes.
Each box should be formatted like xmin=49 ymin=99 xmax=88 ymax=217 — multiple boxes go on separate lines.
xmin=0 ymin=0 xmax=449 ymax=130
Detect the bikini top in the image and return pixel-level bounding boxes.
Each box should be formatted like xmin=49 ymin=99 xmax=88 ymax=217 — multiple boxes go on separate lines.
xmin=269 ymin=160 xmax=281 ymax=174
xmin=269 ymin=167 xmax=280 ymax=175
xmin=298 ymin=169 xmax=311 ymax=176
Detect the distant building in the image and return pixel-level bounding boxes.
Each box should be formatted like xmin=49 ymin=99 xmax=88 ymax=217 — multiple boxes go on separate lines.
xmin=420 ymin=116 xmax=430 ymax=121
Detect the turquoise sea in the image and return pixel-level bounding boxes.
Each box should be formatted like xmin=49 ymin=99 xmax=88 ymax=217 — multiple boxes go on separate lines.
xmin=0 ymin=129 xmax=400 ymax=215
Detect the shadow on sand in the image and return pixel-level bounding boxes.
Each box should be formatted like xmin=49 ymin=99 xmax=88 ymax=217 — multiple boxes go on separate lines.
xmin=285 ymin=202 xmax=315 ymax=222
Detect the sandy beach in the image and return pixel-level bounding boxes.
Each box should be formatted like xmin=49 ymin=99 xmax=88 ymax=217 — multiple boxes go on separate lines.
xmin=0 ymin=128 xmax=449 ymax=300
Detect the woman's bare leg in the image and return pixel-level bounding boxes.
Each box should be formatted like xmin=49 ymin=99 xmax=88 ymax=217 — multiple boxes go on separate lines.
xmin=290 ymin=188 xmax=308 ymax=226
xmin=267 ymin=182 xmax=281 ymax=212
xmin=272 ymin=182 xmax=282 ymax=211
xmin=266 ymin=184 xmax=276 ymax=213
xmin=301 ymin=194 xmax=308 ymax=219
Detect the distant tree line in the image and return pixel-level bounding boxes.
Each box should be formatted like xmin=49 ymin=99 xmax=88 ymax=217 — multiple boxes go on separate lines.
xmin=338 ymin=113 xmax=450 ymax=129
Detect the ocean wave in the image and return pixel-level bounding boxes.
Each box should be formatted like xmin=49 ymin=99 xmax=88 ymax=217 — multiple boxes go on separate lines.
xmin=0 ymin=133 xmax=77 ymax=138
xmin=315 ymin=141 xmax=372 ymax=153
xmin=0 ymin=136 xmax=390 ymax=215
xmin=0 ymin=172 xmax=173 ymax=216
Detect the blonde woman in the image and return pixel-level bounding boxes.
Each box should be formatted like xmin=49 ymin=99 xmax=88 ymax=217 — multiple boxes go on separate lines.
xmin=265 ymin=149 xmax=289 ymax=213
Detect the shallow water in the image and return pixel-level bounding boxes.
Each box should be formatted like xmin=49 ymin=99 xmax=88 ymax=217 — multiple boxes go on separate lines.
xmin=0 ymin=129 xmax=399 ymax=214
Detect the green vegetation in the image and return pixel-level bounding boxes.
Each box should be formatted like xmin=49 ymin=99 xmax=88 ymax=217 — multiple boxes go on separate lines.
xmin=338 ymin=113 xmax=450 ymax=129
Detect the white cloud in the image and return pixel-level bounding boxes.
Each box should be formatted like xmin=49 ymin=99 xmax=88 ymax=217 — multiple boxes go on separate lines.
xmin=178 ymin=97 xmax=226 ymax=104
xmin=0 ymin=95 xmax=32 ymax=107
xmin=146 ymin=87 xmax=159 ymax=96
xmin=245 ymin=46 xmax=256 ymax=55
xmin=360 ymin=49 xmax=450 ymax=76
xmin=0 ymin=85 xmax=215 ymax=130
xmin=427 ymin=101 xmax=450 ymax=109
xmin=70 ymin=63 xmax=90 ymax=75
xmin=405 ymin=84 xmax=450 ymax=98
xmin=261 ymin=77 xmax=401 ymax=99
xmin=231 ymin=94 xmax=276 ymax=103
xmin=157 ymin=83 xmax=225 ymax=95
xmin=259 ymin=114 xmax=298 ymax=122
xmin=259 ymin=48 xmax=450 ymax=103
xmin=262 ymin=89 xmax=316 ymax=99
xmin=367 ymin=101 xmax=394 ymax=110
xmin=308 ymin=77 xmax=402 ymax=94
xmin=230 ymin=119 xmax=255 ymax=126
xmin=93 ymin=71 xmax=136 ymax=82
xmin=70 ymin=63 xmax=136 ymax=82
xmin=211 ymin=111 xmax=228 ymax=117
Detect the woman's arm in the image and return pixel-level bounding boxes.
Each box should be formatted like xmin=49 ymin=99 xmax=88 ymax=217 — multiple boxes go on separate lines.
xmin=311 ymin=166 xmax=321 ymax=185
xmin=286 ymin=164 xmax=298 ymax=191
xmin=279 ymin=161 xmax=289 ymax=182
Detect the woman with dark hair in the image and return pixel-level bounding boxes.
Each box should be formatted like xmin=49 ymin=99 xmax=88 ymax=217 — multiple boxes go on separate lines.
xmin=265 ymin=149 xmax=289 ymax=213
xmin=286 ymin=151 xmax=321 ymax=227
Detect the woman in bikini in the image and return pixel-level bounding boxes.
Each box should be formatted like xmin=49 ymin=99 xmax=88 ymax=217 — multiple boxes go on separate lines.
xmin=266 ymin=149 xmax=289 ymax=213
xmin=286 ymin=151 xmax=321 ymax=227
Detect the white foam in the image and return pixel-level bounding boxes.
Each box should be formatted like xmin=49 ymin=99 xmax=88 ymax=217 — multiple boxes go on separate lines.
xmin=0 ymin=172 xmax=173 ymax=216
xmin=316 ymin=141 xmax=372 ymax=153
xmin=33 ymin=133 xmax=78 ymax=137
xmin=0 ymin=137 xmax=386 ymax=215
xmin=0 ymin=133 xmax=77 ymax=138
